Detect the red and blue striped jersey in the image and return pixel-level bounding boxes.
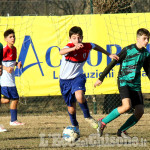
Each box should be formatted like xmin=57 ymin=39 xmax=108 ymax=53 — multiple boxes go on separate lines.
xmin=1 ymin=45 xmax=17 ymax=87
xmin=60 ymin=42 xmax=95 ymax=79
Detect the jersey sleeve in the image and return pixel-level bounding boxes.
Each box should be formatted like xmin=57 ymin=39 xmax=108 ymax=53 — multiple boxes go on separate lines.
xmin=90 ymin=43 xmax=96 ymax=49
xmin=64 ymin=46 xmax=69 ymax=48
xmin=0 ymin=43 xmax=3 ymax=63
xmin=99 ymin=47 xmax=127 ymax=81
xmin=143 ymin=54 xmax=150 ymax=80
xmin=62 ymin=43 xmax=74 ymax=56
xmin=15 ymin=47 xmax=17 ymax=60
xmin=3 ymin=46 xmax=7 ymax=60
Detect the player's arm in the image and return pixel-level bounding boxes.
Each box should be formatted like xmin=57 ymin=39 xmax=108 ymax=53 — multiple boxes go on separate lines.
xmin=143 ymin=55 xmax=150 ymax=79
xmin=93 ymin=44 xmax=119 ymax=61
xmin=60 ymin=43 xmax=84 ymax=55
xmin=15 ymin=61 xmax=22 ymax=69
xmin=3 ymin=65 xmax=14 ymax=73
xmin=94 ymin=48 xmax=127 ymax=87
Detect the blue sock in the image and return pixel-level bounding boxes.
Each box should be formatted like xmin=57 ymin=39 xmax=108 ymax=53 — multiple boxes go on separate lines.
xmin=102 ymin=108 xmax=120 ymax=124
xmin=68 ymin=112 xmax=78 ymax=127
xmin=10 ymin=109 xmax=17 ymax=122
xmin=78 ymin=101 xmax=90 ymax=118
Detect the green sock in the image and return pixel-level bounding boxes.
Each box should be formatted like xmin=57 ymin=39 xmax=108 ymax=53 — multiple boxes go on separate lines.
xmin=102 ymin=108 xmax=120 ymax=124
xmin=119 ymin=115 xmax=139 ymax=131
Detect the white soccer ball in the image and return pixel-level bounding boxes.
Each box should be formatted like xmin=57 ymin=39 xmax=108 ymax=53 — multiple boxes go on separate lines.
xmin=63 ymin=126 xmax=80 ymax=142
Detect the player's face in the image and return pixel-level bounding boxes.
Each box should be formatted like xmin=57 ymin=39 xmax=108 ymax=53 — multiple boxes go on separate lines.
xmin=5 ymin=33 xmax=15 ymax=46
xmin=137 ymin=34 xmax=149 ymax=48
xmin=70 ymin=34 xmax=83 ymax=45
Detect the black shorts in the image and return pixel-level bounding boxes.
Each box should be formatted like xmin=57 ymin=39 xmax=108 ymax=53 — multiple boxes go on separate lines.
xmin=119 ymin=86 xmax=143 ymax=108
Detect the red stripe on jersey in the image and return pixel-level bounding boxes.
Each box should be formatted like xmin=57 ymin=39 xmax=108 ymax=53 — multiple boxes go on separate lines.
xmin=3 ymin=45 xmax=17 ymax=61
xmin=65 ymin=43 xmax=92 ymax=62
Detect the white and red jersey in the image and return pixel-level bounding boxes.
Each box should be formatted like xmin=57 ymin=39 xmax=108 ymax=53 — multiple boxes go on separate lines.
xmin=1 ymin=45 xmax=17 ymax=87
xmin=60 ymin=42 xmax=95 ymax=79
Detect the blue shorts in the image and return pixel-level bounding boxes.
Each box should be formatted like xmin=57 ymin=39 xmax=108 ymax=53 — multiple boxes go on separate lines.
xmin=1 ymin=86 xmax=19 ymax=100
xmin=60 ymin=74 xmax=86 ymax=106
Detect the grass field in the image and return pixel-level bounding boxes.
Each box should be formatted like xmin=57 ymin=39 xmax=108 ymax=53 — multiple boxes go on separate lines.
xmin=0 ymin=114 xmax=149 ymax=150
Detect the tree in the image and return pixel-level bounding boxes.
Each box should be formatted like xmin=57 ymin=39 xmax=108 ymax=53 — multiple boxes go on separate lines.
xmin=92 ymin=0 xmax=135 ymax=14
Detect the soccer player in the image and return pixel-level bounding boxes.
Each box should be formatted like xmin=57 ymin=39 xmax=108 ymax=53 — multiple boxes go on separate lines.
xmin=59 ymin=26 xmax=119 ymax=130
xmin=1 ymin=29 xmax=24 ymax=126
xmin=0 ymin=42 xmax=7 ymax=132
xmin=94 ymin=28 xmax=150 ymax=138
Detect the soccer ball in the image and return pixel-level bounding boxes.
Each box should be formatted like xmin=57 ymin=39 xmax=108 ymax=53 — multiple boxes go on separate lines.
xmin=63 ymin=126 xmax=80 ymax=142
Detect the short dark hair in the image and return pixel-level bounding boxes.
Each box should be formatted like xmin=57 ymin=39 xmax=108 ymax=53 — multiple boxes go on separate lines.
xmin=137 ymin=28 xmax=150 ymax=37
xmin=4 ymin=29 xmax=15 ymax=38
xmin=69 ymin=26 xmax=83 ymax=37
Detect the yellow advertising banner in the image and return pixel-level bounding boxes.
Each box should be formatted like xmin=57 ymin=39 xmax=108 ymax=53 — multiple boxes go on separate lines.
xmin=0 ymin=13 xmax=150 ymax=96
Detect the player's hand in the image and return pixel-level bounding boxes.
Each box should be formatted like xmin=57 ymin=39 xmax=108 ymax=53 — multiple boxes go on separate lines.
xmin=6 ymin=67 xmax=14 ymax=73
xmin=94 ymin=79 xmax=103 ymax=88
xmin=74 ymin=43 xmax=84 ymax=50
xmin=0 ymin=65 xmax=2 ymax=76
xmin=109 ymin=54 xmax=119 ymax=61
xmin=17 ymin=61 xmax=22 ymax=69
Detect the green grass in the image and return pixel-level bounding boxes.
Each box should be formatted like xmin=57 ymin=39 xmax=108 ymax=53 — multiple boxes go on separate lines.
xmin=0 ymin=94 xmax=149 ymax=149
xmin=0 ymin=114 xmax=149 ymax=150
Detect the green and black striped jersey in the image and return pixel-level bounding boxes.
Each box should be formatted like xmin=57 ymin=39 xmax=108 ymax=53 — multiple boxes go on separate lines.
xmin=99 ymin=44 xmax=150 ymax=91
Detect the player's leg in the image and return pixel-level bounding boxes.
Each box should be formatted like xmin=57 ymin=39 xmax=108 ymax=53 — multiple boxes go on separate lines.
xmin=10 ymin=99 xmax=18 ymax=123
xmin=134 ymin=104 xmax=144 ymax=119
xmin=1 ymin=97 xmax=10 ymax=104
xmin=2 ymin=86 xmax=24 ymax=126
xmin=60 ymin=78 xmax=79 ymax=127
xmin=68 ymin=102 xmax=79 ymax=127
xmin=103 ymin=98 xmax=131 ymax=124
xmin=9 ymin=99 xmax=24 ymax=126
xmin=75 ymin=90 xmax=98 ymax=129
xmin=73 ymin=74 xmax=98 ymax=129
xmin=73 ymin=74 xmax=90 ymax=118
xmin=117 ymin=91 xmax=144 ymax=138
xmin=0 ymin=50 xmax=7 ymax=132
xmin=97 ymin=98 xmax=131 ymax=136
xmin=0 ymin=86 xmax=7 ymax=132
xmin=117 ymin=105 xmax=143 ymax=138
xmin=1 ymin=87 xmax=10 ymax=104
xmin=97 ymin=85 xmax=132 ymax=136
xmin=75 ymin=90 xmax=90 ymax=118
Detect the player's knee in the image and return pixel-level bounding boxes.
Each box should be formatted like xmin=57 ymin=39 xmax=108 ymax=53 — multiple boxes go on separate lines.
xmin=76 ymin=96 xmax=85 ymax=103
xmin=76 ymin=94 xmax=82 ymax=101
xmin=69 ymin=110 xmax=76 ymax=114
xmin=135 ymin=109 xmax=144 ymax=119
xmin=134 ymin=105 xmax=144 ymax=119
xmin=78 ymin=99 xmax=85 ymax=104
xmin=1 ymin=99 xmax=10 ymax=104
xmin=123 ymin=105 xmax=131 ymax=112
xmin=5 ymin=99 xmax=10 ymax=104
xmin=6 ymin=99 xmax=10 ymax=103
xmin=75 ymin=91 xmax=85 ymax=103
xmin=68 ymin=107 xmax=76 ymax=114
xmin=12 ymin=100 xmax=18 ymax=104
xmin=11 ymin=100 xmax=19 ymax=107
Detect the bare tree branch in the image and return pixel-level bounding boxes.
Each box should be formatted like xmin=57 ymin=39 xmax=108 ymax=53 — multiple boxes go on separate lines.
xmin=93 ymin=0 xmax=135 ymax=14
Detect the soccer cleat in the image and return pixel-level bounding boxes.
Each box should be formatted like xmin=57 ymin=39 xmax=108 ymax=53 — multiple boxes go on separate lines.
xmin=85 ymin=116 xmax=98 ymax=129
xmin=10 ymin=121 xmax=25 ymax=126
xmin=0 ymin=125 xmax=7 ymax=132
xmin=117 ymin=130 xmax=130 ymax=138
xmin=97 ymin=118 xmax=106 ymax=137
